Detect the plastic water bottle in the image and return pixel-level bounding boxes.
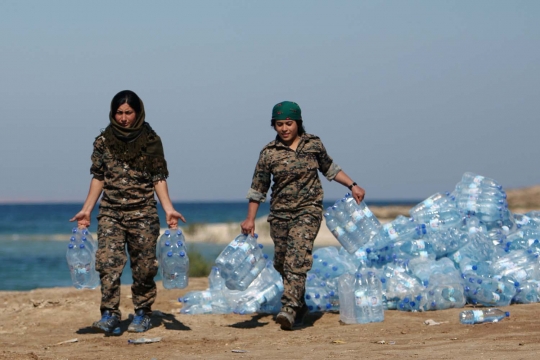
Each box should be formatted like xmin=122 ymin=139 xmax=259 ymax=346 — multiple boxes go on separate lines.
xmin=366 ymin=271 xmax=384 ymax=322
xmin=208 ymin=266 xmax=226 ymax=290
xmin=459 ymin=308 xmax=509 ymax=324
xmin=353 ymin=272 xmax=370 ymax=323
xmin=338 ymin=273 xmax=356 ymax=324
xmin=66 ymin=243 xmax=99 ymax=289
xmin=162 ymin=250 xmax=189 ymax=289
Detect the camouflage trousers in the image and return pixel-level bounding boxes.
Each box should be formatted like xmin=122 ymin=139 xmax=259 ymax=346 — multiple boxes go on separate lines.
xmin=270 ymin=213 xmax=321 ymax=311
xmin=96 ymin=208 xmax=160 ymax=318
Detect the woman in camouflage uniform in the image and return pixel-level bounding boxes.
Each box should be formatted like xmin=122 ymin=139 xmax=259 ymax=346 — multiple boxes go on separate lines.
xmin=240 ymin=101 xmax=365 ymax=330
xmin=70 ymin=90 xmax=184 ymax=335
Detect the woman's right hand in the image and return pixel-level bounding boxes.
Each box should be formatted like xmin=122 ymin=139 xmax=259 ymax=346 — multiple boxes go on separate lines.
xmin=69 ymin=210 xmax=91 ymax=228
xmin=240 ymin=218 xmax=255 ymax=236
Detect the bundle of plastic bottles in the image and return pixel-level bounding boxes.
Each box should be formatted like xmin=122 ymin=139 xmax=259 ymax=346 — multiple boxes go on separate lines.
xmin=214 ymin=234 xmax=267 ymax=291
xmin=179 ymin=261 xmax=283 ymax=315
xmin=66 ymin=227 xmax=100 ymax=289
xmin=176 ymin=172 xmax=539 ymax=323
xmin=157 ymin=229 xmax=190 ymax=289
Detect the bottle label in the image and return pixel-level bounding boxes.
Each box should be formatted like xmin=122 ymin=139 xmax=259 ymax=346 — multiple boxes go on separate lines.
xmin=229 ymin=239 xmax=240 ymax=248
xmin=423 ymin=199 xmax=434 ymax=208
xmin=517 ymin=216 xmax=530 ymax=226
xmin=369 ymin=296 xmax=380 ymax=307
xmin=332 ymin=226 xmax=345 ymax=239
xmin=364 ymin=208 xmax=373 ymax=218
xmin=384 ymin=224 xmax=398 ymax=240
xmin=246 ymin=254 xmax=256 ymax=265
xmin=472 ymin=309 xmax=484 ymax=323
xmin=238 ymin=242 xmax=251 ymax=252
xmin=354 ymin=290 xmax=369 ymax=306
xmin=354 ymin=249 xmax=368 ymax=260
xmin=429 ymin=219 xmax=441 ymax=230
xmin=201 ymin=291 xmax=212 ymax=301
xmin=491 ymin=292 xmax=501 ymax=302
xmin=466 ymin=201 xmax=477 ymax=211
xmin=473 ymin=175 xmax=485 ymax=185
xmin=451 ymin=251 xmax=462 ymax=263
xmin=345 ymin=221 xmax=358 ymax=233
xmin=351 ymin=210 xmax=365 ymax=222
xmin=415 ymin=240 xmax=426 ymax=250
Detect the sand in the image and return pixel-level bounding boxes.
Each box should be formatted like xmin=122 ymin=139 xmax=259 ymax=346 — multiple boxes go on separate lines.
xmin=2 ymin=279 xmax=540 ymax=360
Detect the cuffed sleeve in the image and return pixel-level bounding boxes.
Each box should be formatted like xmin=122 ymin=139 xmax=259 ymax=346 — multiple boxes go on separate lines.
xmin=246 ymin=188 xmax=266 ymax=203
xmin=324 ymin=162 xmax=342 ymax=181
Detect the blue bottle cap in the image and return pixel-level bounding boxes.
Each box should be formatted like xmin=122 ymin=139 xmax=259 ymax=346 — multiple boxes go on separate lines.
xmin=180 ymin=251 xmax=186 ymax=257
xmin=176 ymin=229 xmax=183 ymax=235
xmin=164 ymin=229 xmax=170 ymax=235
xmin=258 ymin=244 xmax=264 ymax=249
xmin=167 ymin=251 xmax=173 ymax=257
xmin=70 ymin=236 xmax=76 ymax=242
xmin=68 ymin=243 xmax=74 ymax=249
xmin=79 ymin=244 xmax=85 ymax=249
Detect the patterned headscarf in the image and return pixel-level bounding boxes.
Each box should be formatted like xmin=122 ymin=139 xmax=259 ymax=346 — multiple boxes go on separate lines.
xmin=102 ymin=93 xmax=168 ymax=179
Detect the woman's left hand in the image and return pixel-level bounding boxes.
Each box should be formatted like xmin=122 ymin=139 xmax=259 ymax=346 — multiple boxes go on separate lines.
xmin=166 ymin=210 xmax=186 ymax=229
xmin=351 ymin=185 xmax=366 ymax=204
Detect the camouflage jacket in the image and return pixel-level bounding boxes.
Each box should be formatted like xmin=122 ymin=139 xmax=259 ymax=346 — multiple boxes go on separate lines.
xmin=90 ymin=134 xmax=166 ymax=216
xmin=247 ymin=133 xmax=341 ymax=220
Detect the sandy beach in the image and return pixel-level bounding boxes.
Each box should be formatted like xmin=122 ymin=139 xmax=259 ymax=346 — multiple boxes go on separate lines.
xmin=2 ymin=278 xmax=540 ymax=360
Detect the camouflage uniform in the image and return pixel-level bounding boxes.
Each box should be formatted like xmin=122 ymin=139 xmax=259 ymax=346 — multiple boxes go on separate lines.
xmin=91 ymin=134 xmax=165 ymax=318
xmin=247 ymin=133 xmax=341 ymax=310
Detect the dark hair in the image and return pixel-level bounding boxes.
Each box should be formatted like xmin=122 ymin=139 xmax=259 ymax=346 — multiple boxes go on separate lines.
xmin=271 ymin=119 xmax=306 ymax=136
xmin=111 ymin=90 xmax=142 ymax=115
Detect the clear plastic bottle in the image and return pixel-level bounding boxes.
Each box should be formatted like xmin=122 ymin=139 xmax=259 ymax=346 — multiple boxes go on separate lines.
xmin=162 ymin=250 xmax=189 ymax=289
xmin=459 ymin=308 xmax=509 ymax=324
xmin=66 ymin=243 xmax=99 ymax=289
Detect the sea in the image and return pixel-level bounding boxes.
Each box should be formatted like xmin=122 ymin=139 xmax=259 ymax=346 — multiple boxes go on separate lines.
xmin=0 ymin=199 xmax=417 ymax=291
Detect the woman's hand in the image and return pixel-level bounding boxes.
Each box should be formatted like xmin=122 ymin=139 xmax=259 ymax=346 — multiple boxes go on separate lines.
xmin=69 ymin=210 xmax=91 ymax=228
xmin=351 ymin=185 xmax=366 ymax=204
xmin=240 ymin=218 xmax=255 ymax=236
xmin=166 ymin=210 xmax=186 ymax=229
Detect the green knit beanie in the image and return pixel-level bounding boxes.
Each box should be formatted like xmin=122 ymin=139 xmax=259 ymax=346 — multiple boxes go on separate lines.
xmin=271 ymin=101 xmax=302 ymax=120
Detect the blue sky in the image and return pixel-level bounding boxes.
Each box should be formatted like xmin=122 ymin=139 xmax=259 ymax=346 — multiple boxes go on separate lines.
xmin=0 ymin=1 xmax=538 ymax=203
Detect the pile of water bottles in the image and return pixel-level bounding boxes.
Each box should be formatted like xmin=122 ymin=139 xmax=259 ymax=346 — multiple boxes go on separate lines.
xmin=66 ymin=227 xmax=100 ymax=289
xmin=177 ymin=172 xmax=538 ymax=325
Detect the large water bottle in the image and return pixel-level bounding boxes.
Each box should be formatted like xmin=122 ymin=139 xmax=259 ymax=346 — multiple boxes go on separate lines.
xmin=489 ymin=249 xmax=540 ymax=286
xmin=162 ymin=250 xmax=189 ymax=289
xmin=338 ymin=273 xmax=356 ymax=324
xmin=459 ymin=172 xmax=503 ymax=190
xmin=66 ymin=242 xmax=99 ymax=289
xmin=353 ymin=272 xmax=371 ymax=323
xmin=365 ymin=271 xmax=384 ymax=322
xmin=409 ymin=192 xmax=457 ymax=223
xmin=422 ymin=274 xmax=465 ymax=310
xmin=459 ymin=308 xmax=509 ymax=324
xmin=208 ymin=266 xmax=226 ymax=290
xmin=157 ymin=229 xmax=172 ymax=261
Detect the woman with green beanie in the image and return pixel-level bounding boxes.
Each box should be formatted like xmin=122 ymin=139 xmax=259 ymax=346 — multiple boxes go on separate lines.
xmin=241 ymin=101 xmax=365 ymax=330
xmin=70 ymin=90 xmax=185 ymax=335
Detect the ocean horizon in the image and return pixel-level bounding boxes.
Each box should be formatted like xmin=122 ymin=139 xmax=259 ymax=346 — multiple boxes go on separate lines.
xmin=0 ymin=199 xmax=420 ymax=291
